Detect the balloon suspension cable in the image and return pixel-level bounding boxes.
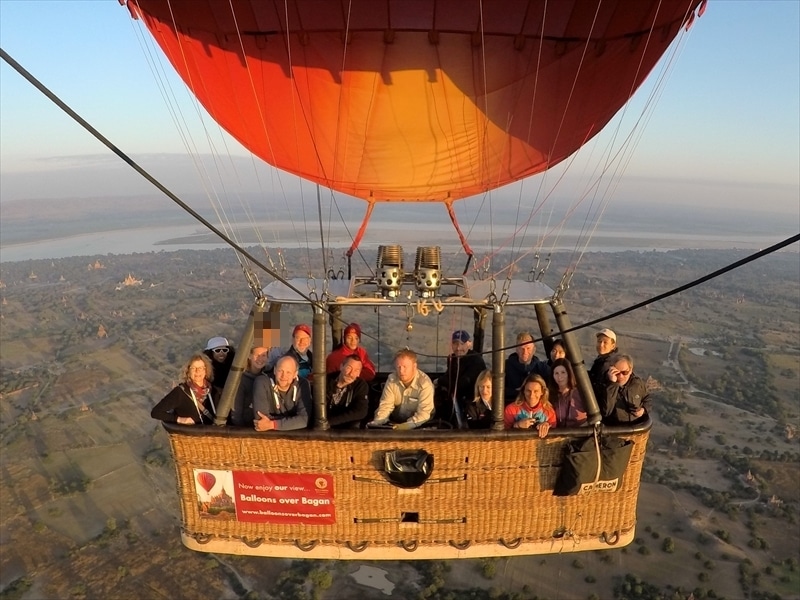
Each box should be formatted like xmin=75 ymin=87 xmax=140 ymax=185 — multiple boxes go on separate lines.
xmin=0 ymin=47 xmax=313 ymax=304
xmin=316 ymin=184 xmax=329 ymax=279
xmin=444 ymin=201 xmax=474 ymax=274
xmin=554 ymin=268 xmax=573 ymax=302
xmin=537 ymin=253 xmax=552 ymax=282
xmin=241 ymin=266 xmax=264 ymax=302
xmin=553 ymin=232 xmax=800 ymax=338
xmin=464 ymin=232 xmax=800 ymax=362
xmin=346 ymin=201 xmax=376 ymax=267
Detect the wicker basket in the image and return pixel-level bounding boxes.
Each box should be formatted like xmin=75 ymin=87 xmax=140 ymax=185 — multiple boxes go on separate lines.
xmin=165 ymin=422 xmax=649 ymax=559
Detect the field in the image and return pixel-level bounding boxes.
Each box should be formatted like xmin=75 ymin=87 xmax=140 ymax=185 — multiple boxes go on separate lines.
xmin=0 ymin=247 xmax=798 ymax=600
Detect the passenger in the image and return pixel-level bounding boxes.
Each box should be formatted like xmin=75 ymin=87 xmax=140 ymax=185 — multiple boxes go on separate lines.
xmin=203 ymin=336 xmax=236 ymax=390
xmin=436 ymin=330 xmax=487 ymax=424
xmin=504 ymin=331 xmax=550 ymax=402
xmin=465 ymin=369 xmax=494 ymax=429
xmin=266 ymin=324 xmax=313 ymax=379
xmin=252 ymin=355 xmax=311 ymax=431
xmin=151 ymin=353 xmax=218 ymax=425
xmin=588 ymin=328 xmax=619 ymax=390
xmin=550 ymin=358 xmax=588 ymax=428
xmin=600 ymin=354 xmax=649 ymax=425
xmin=368 ymin=349 xmax=434 ymax=430
xmin=504 ymin=374 xmax=556 ymax=437
xmin=547 ymin=338 xmax=567 ymax=368
xmin=325 ymin=355 xmax=370 ymax=429
xmin=229 ymin=345 xmax=268 ymax=427
xmin=325 ymin=322 xmax=376 ymax=382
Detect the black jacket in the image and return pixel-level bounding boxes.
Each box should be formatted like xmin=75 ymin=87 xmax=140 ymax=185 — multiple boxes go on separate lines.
xmin=589 ymin=348 xmax=619 ymax=404
xmin=203 ymin=347 xmax=236 ymax=390
xmin=465 ymin=399 xmax=494 ymax=429
xmin=600 ymin=372 xmax=649 ymax=425
xmin=441 ymin=350 xmax=487 ymax=404
xmin=229 ymin=371 xmax=257 ymax=426
xmin=504 ymin=353 xmax=550 ymax=401
xmin=151 ymin=383 xmax=219 ymax=424
xmin=325 ymin=372 xmax=369 ymax=429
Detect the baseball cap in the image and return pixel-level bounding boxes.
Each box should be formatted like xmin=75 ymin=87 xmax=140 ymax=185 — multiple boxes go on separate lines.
xmin=596 ymin=328 xmax=617 ymax=342
xmin=293 ymin=324 xmax=312 ymax=338
xmin=205 ymin=336 xmax=229 ymax=350
xmin=452 ymin=330 xmax=471 ymax=343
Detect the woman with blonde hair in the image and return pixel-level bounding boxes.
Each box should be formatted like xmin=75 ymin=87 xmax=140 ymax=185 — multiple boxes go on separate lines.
xmin=465 ymin=369 xmax=493 ymax=429
xmin=503 ymin=374 xmax=556 ymax=437
xmin=151 ymin=353 xmax=218 ymax=425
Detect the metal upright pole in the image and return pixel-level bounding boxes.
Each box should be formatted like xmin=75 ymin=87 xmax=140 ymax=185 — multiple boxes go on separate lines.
xmin=550 ymin=298 xmax=601 ymax=425
xmin=534 ymin=303 xmax=555 ymax=359
xmin=491 ymin=303 xmax=506 ymax=431
xmin=312 ymin=303 xmax=329 ymax=430
xmin=330 ymin=305 xmax=343 ymax=349
xmin=215 ymin=300 xmax=266 ymax=426
xmin=473 ymin=307 xmax=487 ymax=354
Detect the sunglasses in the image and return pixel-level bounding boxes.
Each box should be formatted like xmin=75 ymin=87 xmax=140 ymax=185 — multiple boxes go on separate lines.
xmin=212 ymin=347 xmax=229 ymax=354
xmin=617 ymin=370 xmax=631 ymax=376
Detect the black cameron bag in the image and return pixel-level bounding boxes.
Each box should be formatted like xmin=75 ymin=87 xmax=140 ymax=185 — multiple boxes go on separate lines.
xmin=553 ymin=434 xmax=634 ymax=496
xmin=384 ymin=449 xmax=434 ymax=489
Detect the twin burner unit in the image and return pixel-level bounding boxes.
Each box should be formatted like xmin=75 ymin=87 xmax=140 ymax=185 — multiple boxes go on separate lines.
xmin=376 ymin=245 xmax=442 ymax=299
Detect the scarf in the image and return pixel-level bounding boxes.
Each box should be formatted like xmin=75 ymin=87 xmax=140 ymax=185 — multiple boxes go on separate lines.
xmin=187 ymin=381 xmax=215 ymax=422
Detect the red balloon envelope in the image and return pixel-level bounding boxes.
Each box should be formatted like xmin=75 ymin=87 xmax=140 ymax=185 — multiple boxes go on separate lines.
xmin=125 ymin=0 xmax=702 ymax=203
xmin=197 ymin=471 xmax=216 ymax=494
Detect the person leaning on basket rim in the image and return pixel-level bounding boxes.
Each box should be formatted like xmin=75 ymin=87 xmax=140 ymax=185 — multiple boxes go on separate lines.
xmin=368 ymin=349 xmax=434 ymax=430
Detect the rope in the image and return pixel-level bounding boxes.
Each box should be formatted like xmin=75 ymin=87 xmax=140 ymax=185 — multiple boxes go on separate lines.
xmin=0 ymin=47 xmax=315 ymax=305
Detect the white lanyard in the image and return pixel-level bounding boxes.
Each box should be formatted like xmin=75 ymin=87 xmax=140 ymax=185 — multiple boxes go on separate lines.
xmin=270 ymin=379 xmax=297 ymax=413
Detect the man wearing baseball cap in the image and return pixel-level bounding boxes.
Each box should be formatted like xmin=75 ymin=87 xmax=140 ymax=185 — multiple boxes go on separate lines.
xmin=589 ymin=328 xmax=619 ymax=395
xmin=436 ymin=330 xmax=487 ymax=426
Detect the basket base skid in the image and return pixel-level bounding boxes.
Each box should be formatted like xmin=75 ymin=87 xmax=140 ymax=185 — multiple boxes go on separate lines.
xmin=180 ymin=528 xmax=635 ymax=560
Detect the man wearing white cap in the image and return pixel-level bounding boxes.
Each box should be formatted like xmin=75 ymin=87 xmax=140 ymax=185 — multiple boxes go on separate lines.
xmin=588 ymin=328 xmax=619 ymax=394
xmin=203 ymin=336 xmax=236 ymax=390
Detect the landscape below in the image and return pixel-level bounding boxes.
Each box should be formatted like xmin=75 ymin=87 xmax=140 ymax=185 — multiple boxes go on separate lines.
xmin=0 ymin=246 xmax=798 ymax=600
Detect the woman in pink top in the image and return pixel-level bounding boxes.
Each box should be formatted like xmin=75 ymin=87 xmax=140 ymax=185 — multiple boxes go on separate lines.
xmin=550 ymin=358 xmax=588 ymax=428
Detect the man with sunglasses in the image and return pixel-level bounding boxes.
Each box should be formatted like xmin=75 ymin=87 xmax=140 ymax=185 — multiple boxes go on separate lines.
xmin=203 ymin=336 xmax=236 ymax=390
xmin=600 ymin=354 xmax=649 ymax=425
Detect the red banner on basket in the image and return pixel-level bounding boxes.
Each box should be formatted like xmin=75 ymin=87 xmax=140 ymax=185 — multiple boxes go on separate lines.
xmin=232 ymin=472 xmax=335 ymax=524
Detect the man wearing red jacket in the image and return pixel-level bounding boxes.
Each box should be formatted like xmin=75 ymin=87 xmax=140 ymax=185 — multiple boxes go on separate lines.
xmin=325 ymin=322 xmax=376 ymax=382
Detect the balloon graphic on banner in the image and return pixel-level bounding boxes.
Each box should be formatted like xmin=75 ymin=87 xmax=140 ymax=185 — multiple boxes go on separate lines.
xmin=197 ymin=471 xmax=216 ymax=494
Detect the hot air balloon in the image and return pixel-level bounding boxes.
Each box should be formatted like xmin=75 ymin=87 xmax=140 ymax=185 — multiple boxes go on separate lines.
xmin=0 ymin=0 xmax=709 ymax=561
xmin=113 ymin=0 xmax=707 ymax=560
xmin=124 ymin=0 xmax=705 ymax=254
xmin=197 ymin=471 xmax=216 ymax=494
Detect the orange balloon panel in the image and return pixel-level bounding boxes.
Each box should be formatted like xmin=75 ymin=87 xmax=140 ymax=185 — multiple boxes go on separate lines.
xmin=126 ymin=0 xmax=702 ymax=202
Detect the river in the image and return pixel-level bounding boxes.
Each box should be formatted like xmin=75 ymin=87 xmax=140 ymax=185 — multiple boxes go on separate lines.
xmin=0 ymin=222 xmax=786 ymax=263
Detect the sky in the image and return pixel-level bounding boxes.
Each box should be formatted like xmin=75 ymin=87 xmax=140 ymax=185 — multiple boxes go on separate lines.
xmin=0 ymin=0 xmax=799 ymax=226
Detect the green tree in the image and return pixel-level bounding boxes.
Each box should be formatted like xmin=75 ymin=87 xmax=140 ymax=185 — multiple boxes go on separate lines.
xmin=481 ymin=559 xmax=497 ymax=580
